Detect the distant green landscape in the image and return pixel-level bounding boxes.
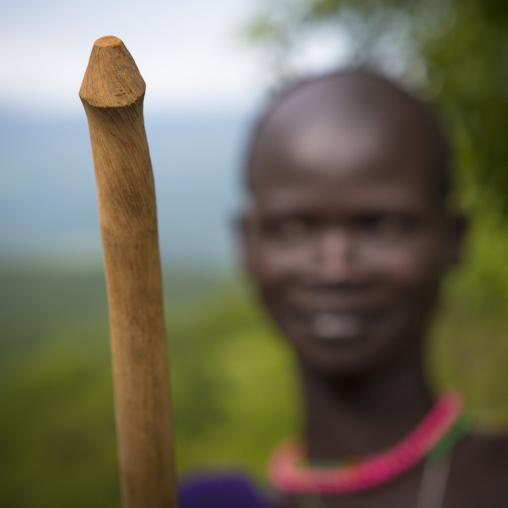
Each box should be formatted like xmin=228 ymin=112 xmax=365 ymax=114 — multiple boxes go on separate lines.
xmin=0 ymin=262 xmax=296 ymax=508
xmin=1 ymin=230 xmax=508 ymax=507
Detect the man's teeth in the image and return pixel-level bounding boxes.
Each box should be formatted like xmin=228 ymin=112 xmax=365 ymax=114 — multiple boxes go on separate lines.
xmin=312 ymin=313 xmax=363 ymax=340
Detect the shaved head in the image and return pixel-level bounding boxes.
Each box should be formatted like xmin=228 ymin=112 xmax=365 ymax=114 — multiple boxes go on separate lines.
xmin=245 ymin=69 xmax=451 ymax=202
xmin=240 ymin=69 xmax=464 ymax=376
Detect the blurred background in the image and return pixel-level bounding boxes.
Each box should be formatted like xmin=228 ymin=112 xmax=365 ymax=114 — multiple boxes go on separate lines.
xmin=1 ymin=0 xmax=508 ymax=506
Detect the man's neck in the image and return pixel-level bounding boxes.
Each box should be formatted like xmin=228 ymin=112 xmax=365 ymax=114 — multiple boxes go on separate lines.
xmin=298 ymin=347 xmax=433 ymax=461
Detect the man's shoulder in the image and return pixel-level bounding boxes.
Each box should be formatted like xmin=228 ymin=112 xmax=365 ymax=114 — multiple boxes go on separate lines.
xmin=459 ymin=429 xmax=508 ymax=466
xmin=447 ymin=430 xmax=508 ymax=507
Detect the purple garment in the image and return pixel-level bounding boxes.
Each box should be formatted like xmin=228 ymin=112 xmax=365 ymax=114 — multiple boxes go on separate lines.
xmin=179 ymin=472 xmax=276 ymax=508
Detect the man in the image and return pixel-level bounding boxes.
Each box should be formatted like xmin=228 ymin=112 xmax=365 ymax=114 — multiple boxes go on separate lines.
xmin=180 ymin=69 xmax=508 ymax=508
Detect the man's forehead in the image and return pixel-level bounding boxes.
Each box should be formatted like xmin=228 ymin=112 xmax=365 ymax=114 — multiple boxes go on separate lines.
xmin=256 ymin=73 xmax=413 ymax=140
xmin=251 ymin=157 xmax=440 ymax=212
xmin=258 ymin=114 xmax=387 ymax=177
xmin=247 ymin=71 xmax=449 ymax=200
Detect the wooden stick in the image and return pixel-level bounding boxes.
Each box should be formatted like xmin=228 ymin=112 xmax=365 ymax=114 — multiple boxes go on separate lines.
xmin=79 ymin=36 xmax=178 ymax=508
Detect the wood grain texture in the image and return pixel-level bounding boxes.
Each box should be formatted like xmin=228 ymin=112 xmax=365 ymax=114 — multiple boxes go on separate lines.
xmin=80 ymin=36 xmax=178 ymax=508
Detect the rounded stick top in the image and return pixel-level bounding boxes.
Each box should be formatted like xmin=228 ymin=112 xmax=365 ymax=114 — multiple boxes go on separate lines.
xmin=79 ymin=36 xmax=146 ymax=108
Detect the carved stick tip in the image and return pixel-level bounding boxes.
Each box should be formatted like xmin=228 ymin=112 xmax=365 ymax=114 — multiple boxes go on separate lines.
xmin=79 ymin=35 xmax=145 ymax=109
xmin=94 ymin=35 xmax=122 ymax=47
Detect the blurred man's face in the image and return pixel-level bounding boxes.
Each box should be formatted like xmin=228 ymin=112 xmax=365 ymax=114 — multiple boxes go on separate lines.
xmin=242 ymin=81 xmax=462 ymax=375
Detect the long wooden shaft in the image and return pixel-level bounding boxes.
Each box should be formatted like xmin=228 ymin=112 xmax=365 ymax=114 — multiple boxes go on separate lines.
xmin=79 ymin=36 xmax=178 ymax=508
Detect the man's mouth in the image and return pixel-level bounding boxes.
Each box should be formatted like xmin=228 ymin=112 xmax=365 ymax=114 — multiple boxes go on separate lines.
xmin=310 ymin=312 xmax=368 ymax=341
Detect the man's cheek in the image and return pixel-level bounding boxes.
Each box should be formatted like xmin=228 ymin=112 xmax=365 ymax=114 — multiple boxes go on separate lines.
xmin=255 ymin=250 xmax=295 ymax=284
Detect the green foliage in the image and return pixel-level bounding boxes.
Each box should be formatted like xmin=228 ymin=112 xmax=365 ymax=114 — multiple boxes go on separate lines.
xmin=169 ymin=283 xmax=298 ymax=478
xmin=0 ymin=266 xmax=118 ymax=508
xmin=1 ymin=261 xmax=508 ymax=506
xmin=0 ymin=265 xmax=297 ymax=507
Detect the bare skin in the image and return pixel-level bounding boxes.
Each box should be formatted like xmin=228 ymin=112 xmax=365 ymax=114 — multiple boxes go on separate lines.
xmin=241 ymin=72 xmax=508 ymax=508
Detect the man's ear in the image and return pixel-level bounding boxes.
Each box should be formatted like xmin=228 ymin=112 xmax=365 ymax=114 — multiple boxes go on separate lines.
xmin=445 ymin=213 xmax=468 ymax=266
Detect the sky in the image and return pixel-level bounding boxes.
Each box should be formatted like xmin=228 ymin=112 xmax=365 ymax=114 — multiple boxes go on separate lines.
xmin=0 ymin=0 xmax=266 ymax=118
xmin=0 ymin=0 xmax=350 ymax=119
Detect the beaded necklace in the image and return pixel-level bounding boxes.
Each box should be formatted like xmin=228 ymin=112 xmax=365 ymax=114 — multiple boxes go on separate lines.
xmin=269 ymin=392 xmax=465 ymax=503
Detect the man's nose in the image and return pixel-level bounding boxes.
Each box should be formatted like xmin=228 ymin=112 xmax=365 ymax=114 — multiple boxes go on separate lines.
xmin=310 ymin=228 xmax=365 ymax=285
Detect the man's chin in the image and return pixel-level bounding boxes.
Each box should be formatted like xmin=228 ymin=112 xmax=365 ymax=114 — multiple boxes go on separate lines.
xmin=290 ymin=336 xmax=381 ymax=377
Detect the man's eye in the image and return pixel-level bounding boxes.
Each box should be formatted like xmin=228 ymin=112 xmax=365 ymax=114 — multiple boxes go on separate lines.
xmin=265 ymin=218 xmax=314 ymax=243
xmin=359 ymin=215 xmax=414 ymax=240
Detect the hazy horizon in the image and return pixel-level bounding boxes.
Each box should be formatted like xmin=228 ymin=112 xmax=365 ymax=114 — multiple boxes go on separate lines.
xmin=1 ymin=107 xmax=254 ymax=269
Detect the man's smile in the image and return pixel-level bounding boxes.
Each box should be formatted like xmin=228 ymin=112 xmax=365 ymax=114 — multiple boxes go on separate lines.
xmin=311 ymin=312 xmax=367 ymax=341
